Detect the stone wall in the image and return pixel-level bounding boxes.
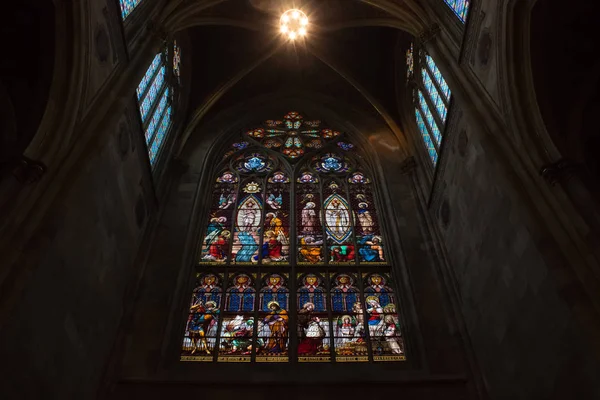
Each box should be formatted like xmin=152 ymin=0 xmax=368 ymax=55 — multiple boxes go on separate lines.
xmin=434 ymin=109 xmax=600 ymax=399
xmin=0 ymin=111 xmax=150 ymax=399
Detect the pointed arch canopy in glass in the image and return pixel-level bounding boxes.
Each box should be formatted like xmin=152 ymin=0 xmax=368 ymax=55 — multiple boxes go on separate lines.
xmin=181 ymin=112 xmax=405 ymax=363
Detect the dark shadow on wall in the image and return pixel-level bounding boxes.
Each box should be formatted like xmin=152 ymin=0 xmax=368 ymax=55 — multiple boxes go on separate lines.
xmin=530 ymin=1 xmax=600 ymax=197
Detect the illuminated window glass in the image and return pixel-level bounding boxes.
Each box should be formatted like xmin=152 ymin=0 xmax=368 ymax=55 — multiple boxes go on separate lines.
xmin=422 ymin=68 xmax=448 ymax=121
xmin=425 ymin=55 xmax=451 ymax=102
xmin=408 ymin=45 xmax=452 ymax=167
xmin=119 ymin=0 xmax=142 ymax=20
xmin=184 ymin=112 xmax=406 ymax=363
xmin=415 ymin=109 xmax=438 ymax=165
xmin=444 ymin=0 xmax=470 ymax=23
xmin=136 ymin=49 xmax=177 ymax=167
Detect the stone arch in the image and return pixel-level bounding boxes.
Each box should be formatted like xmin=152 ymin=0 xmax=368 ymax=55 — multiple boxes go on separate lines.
xmin=0 ymin=1 xmax=55 ymax=168
xmin=529 ymin=1 xmax=600 ymax=195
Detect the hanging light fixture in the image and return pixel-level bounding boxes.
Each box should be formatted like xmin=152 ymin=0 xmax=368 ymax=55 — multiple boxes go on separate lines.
xmin=280 ymin=9 xmax=308 ymax=41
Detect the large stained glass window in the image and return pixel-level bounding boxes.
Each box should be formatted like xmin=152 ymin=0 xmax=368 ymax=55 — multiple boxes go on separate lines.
xmin=182 ymin=112 xmax=405 ymax=363
xmin=444 ymin=0 xmax=470 ymax=23
xmin=136 ymin=47 xmax=178 ymax=167
xmin=409 ymin=47 xmax=452 ymax=166
xmin=119 ymin=0 xmax=142 ymax=20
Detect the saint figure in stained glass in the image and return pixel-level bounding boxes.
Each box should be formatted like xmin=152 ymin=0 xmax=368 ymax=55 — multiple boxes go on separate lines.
xmin=182 ymin=273 xmax=223 ymax=361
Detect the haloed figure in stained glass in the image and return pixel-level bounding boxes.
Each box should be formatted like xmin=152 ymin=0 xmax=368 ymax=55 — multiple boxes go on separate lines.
xmin=261 ymin=301 xmax=289 ymax=354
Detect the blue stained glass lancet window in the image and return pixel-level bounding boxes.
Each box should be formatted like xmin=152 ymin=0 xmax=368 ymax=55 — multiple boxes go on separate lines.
xmin=139 ymin=66 xmax=166 ymax=123
xmin=137 ymin=54 xmax=162 ymax=100
xmin=136 ymin=49 xmax=176 ymax=167
xmin=418 ymin=91 xmax=442 ymax=145
xmin=119 ymin=0 xmax=142 ymax=20
xmin=409 ymin=45 xmax=452 ymax=167
xmin=415 ymin=109 xmax=438 ymax=165
xmin=444 ymin=0 xmax=470 ymax=23
xmin=422 ymin=69 xmax=448 ymax=121
xmin=425 ymin=55 xmax=451 ymax=101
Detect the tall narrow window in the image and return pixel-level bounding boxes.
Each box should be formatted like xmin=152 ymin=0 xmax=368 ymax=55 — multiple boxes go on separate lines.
xmin=443 ymin=0 xmax=470 ymax=23
xmin=119 ymin=0 xmax=142 ymax=20
xmin=182 ymin=112 xmax=405 ymax=363
xmin=409 ymin=47 xmax=452 ymax=166
xmin=136 ymin=46 xmax=178 ymax=166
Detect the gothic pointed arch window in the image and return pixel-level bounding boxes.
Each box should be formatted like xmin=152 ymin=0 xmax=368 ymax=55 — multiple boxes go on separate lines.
xmin=407 ymin=45 xmax=452 ymax=166
xmin=444 ymin=0 xmax=470 ymax=23
xmin=119 ymin=0 xmax=142 ymax=20
xmin=136 ymin=43 xmax=179 ymax=167
xmin=181 ymin=112 xmax=406 ymax=363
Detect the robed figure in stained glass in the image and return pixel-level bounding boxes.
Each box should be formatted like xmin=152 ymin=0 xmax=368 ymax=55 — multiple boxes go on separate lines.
xmin=202 ymin=217 xmax=230 ymax=262
xmin=301 ymin=202 xmax=319 ymax=233
xmin=325 ymin=197 xmax=351 ymax=238
xmin=297 ymin=302 xmax=326 ymax=355
xmin=188 ymin=301 xmax=219 ymax=355
xmin=261 ymin=301 xmax=289 ymax=354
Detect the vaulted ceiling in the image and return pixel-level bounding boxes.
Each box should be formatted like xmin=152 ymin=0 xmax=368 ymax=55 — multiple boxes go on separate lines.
xmin=172 ymin=0 xmax=419 ymax=154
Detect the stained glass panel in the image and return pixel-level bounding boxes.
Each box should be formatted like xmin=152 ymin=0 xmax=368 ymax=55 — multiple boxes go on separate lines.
xmin=173 ymin=41 xmax=181 ymax=79
xmin=218 ymin=273 xmax=256 ymax=362
xmin=257 ymin=273 xmax=290 ymax=362
xmin=297 ymin=273 xmax=331 ymax=362
xmin=418 ymin=90 xmax=443 ymax=144
xmin=232 ymin=182 xmax=263 ymax=264
xmin=364 ymin=273 xmax=405 ymax=361
xmin=137 ymin=53 xmax=161 ymax=100
xmin=406 ymin=43 xmax=414 ymax=80
xmin=148 ymin=105 xmax=171 ymax=165
xmin=423 ymin=68 xmax=448 ymax=121
xmin=425 ymin=55 xmax=452 ymax=101
xmin=444 ymin=0 xmax=470 ymax=23
xmin=145 ymin=87 xmax=169 ymax=145
xmin=297 ymin=173 xmax=324 ymax=264
xmin=199 ymin=171 xmax=237 ymax=264
xmin=263 ymin=171 xmax=290 ymax=264
xmin=415 ymin=108 xmax=439 ymax=165
xmin=331 ymin=273 xmax=369 ymax=361
xmin=139 ymin=66 xmax=166 ymax=123
xmin=244 ymin=112 xmax=342 ymax=160
xmin=188 ymin=111 xmax=407 ymax=363
xmin=119 ymin=0 xmax=142 ymax=20
xmin=181 ymin=273 xmax=223 ymax=361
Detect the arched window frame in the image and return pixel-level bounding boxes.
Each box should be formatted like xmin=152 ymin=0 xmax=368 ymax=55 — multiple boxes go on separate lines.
xmin=181 ymin=112 xmax=407 ymax=364
xmin=136 ymin=43 xmax=180 ymax=167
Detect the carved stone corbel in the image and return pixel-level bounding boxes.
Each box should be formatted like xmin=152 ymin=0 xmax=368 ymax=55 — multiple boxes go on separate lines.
xmin=540 ymin=159 xmax=578 ymax=186
xmin=400 ymin=156 xmax=417 ymax=175
xmin=11 ymin=156 xmax=47 ymax=184
xmin=418 ymin=24 xmax=441 ymax=45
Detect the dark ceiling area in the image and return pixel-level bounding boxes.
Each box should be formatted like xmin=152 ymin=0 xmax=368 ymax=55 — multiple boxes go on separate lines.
xmin=181 ymin=0 xmax=413 ymax=140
